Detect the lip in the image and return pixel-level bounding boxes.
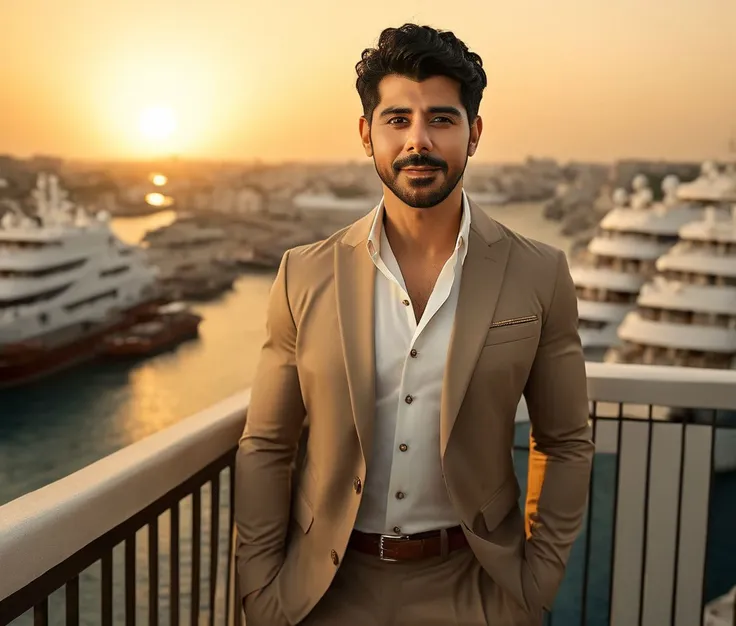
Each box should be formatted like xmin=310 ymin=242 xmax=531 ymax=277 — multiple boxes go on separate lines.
xmin=402 ymin=167 xmax=441 ymax=173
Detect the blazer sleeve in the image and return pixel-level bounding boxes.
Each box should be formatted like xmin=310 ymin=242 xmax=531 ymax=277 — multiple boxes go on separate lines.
xmin=522 ymin=249 xmax=594 ymax=610
xmin=234 ymin=249 xmax=307 ymax=602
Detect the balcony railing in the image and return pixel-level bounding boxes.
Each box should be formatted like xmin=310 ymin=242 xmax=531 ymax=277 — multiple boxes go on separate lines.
xmin=1 ymin=363 xmax=735 ymax=626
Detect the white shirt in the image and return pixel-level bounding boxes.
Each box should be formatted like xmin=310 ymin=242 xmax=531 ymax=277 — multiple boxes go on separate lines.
xmin=354 ymin=190 xmax=472 ymax=536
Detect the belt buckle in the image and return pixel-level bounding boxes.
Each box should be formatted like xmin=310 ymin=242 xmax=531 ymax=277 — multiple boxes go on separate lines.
xmin=378 ymin=533 xmax=408 ymax=562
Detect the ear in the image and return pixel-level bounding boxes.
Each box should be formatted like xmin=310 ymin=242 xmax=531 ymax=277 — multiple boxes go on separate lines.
xmin=467 ymin=115 xmax=483 ymax=157
xmin=358 ymin=116 xmax=373 ymax=157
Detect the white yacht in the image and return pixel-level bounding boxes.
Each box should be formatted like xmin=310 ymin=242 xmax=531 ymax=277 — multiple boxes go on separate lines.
xmin=605 ymin=169 xmax=736 ymax=474
xmin=607 ymin=205 xmax=736 ymax=369
xmin=674 ymin=159 xmax=736 ymax=206
xmin=0 ymin=174 xmax=160 ymax=386
xmin=571 ymin=174 xmax=704 ymax=359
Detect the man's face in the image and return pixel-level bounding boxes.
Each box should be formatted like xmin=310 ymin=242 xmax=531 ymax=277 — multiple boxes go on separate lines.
xmin=360 ymin=74 xmax=481 ymax=209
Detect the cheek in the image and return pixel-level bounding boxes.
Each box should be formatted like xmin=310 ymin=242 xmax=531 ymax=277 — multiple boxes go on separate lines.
xmin=372 ymin=126 xmax=406 ymax=150
xmin=372 ymin=144 xmax=399 ymax=170
xmin=442 ymin=153 xmax=468 ymax=174
xmin=434 ymin=133 xmax=470 ymax=162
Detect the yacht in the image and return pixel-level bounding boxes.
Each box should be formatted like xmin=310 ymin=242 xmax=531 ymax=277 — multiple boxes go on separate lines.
xmin=607 ymin=204 xmax=736 ymax=369
xmin=571 ymin=174 xmax=704 ymax=360
xmin=674 ymin=159 xmax=736 ymax=206
xmin=605 ymin=168 xmax=736 ymax=473
xmin=0 ymin=174 xmax=160 ymax=387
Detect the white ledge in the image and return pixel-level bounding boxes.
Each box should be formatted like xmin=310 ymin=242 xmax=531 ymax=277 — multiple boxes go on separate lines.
xmin=585 ymin=362 xmax=736 ymax=409
xmin=0 ymin=389 xmax=250 ymax=602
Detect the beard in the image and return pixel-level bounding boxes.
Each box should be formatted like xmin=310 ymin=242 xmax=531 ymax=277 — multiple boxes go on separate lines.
xmin=371 ymin=142 xmax=468 ymax=209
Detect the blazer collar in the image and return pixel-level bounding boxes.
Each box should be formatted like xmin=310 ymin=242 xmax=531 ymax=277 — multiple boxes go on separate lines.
xmin=340 ymin=194 xmax=505 ymax=250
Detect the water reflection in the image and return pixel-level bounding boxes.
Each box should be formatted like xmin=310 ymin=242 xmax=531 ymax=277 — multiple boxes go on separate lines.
xmin=145 ymin=192 xmax=175 ymax=208
xmin=113 ymin=210 xmax=176 ymax=245
xmin=150 ymin=173 xmax=168 ymax=187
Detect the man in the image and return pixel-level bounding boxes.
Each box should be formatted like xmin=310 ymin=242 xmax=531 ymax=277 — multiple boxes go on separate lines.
xmin=235 ymin=23 xmax=594 ymax=626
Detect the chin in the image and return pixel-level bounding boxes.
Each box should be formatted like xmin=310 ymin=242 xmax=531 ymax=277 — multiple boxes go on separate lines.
xmin=401 ymin=190 xmax=447 ymax=209
xmin=377 ymin=163 xmax=463 ymax=209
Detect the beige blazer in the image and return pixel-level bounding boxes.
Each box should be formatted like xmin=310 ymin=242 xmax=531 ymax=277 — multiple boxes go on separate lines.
xmin=235 ymin=198 xmax=594 ymax=625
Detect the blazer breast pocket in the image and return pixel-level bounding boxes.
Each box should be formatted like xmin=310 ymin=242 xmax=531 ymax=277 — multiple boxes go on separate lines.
xmin=483 ymin=314 xmax=539 ymax=347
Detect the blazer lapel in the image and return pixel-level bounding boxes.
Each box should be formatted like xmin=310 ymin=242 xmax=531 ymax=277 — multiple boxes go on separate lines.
xmin=334 ymin=212 xmax=377 ymax=466
xmin=440 ymin=204 xmax=511 ymax=458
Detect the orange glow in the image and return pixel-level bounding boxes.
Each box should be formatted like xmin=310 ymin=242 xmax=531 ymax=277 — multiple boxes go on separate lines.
xmin=150 ymin=174 xmax=168 ymax=186
xmin=0 ymin=2 xmax=735 ymax=162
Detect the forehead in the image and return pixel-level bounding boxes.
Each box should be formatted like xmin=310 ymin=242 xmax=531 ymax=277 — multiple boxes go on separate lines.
xmin=376 ymin=74 xmax=463 ymax=111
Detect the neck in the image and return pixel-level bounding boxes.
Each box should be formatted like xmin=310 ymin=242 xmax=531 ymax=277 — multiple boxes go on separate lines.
xmin=382 ymin=186 xmax=464 ymax=262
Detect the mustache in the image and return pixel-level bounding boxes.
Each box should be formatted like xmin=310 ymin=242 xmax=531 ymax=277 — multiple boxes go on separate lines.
xmin=393 ymin=154 xmax=447 ymax=171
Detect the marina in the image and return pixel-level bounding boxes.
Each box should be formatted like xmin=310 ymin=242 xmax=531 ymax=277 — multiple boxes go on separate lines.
xmin=1 ymin=178 xmax=735 ymax=625
xmin=3 ymin=1 xmax=735 ymax=622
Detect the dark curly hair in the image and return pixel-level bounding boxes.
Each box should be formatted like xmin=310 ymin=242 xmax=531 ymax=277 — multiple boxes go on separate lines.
xmin=355 ymin=23 xmax=487 ymax=126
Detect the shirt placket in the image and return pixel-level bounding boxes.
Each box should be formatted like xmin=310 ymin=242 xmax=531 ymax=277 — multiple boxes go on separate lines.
xmin=369 ymin=224 xmax=466 ymax=534
xmin=380 ymin=246 xmax=461 ymax=534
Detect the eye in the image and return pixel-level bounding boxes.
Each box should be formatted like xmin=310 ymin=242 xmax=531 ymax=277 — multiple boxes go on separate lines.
xmin=387 ymin=117 xmax=408 ymax=125
xmin=432 ymin=116 xmax=453 ymax=124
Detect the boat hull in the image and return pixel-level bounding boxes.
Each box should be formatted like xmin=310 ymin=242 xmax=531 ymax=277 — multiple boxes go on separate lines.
xmin=101 ymin=312 xmax=202 ymax=358
xmin=0 ymin=300 xmax=163 ymax=388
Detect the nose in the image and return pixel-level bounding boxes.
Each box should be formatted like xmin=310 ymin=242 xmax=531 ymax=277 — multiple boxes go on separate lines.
xmin=404 ymin=118 xmax=433 ymax=154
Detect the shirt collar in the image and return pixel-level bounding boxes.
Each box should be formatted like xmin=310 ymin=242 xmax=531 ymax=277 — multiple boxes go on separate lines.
xmin=366 ymin=189 xmax=472 ymax=264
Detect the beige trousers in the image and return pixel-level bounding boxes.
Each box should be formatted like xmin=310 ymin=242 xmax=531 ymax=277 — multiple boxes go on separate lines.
xmin=298 ymin=546 xmax=542 ymax=626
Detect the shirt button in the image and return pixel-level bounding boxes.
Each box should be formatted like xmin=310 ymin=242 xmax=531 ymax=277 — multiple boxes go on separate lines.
xmin=404 ymin=394 xmax=413 ymax=404
xmin=399 ymin=443 xmax=408 ymax=452
xmin=396 ymin=491 xmax=405 ymax=500
xmin=393 ymin=526 xmax=402 ymax=534
xmin=409 ymin=349 xmax=417 ymax=358
xmin=330 ymin=549 xmax=340 ymax=566
xmin=353 ymin=476 xmax=362 ymax=494
xmin=402 ymin=299 xmax=410 ymax=306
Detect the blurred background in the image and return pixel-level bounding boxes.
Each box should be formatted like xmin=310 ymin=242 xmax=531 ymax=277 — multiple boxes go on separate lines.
xmin=1 ymin=2 xmax=736 ymax=624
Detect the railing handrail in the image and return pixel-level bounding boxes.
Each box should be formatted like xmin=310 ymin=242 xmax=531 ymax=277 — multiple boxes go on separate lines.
xmin=0 ymin=389 xmax=250 ymax=603
xmin=585 ymin=362 xmax=736 ymax=410
xmin=2 ymin=363 xmax=736 ymax=605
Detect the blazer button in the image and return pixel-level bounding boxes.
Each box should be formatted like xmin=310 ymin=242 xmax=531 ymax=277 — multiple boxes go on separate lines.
xmin=353 ymin=476 xmax=362 ymax=494
xmin=404 ymin=394 xmax=413 ymax=404
xmin=330 ymin=549 xmax=339 ymax=566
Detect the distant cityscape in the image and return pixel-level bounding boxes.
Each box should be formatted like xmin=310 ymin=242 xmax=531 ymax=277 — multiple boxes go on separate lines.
xmin=0 ymin=152 xmax=713 ymax=218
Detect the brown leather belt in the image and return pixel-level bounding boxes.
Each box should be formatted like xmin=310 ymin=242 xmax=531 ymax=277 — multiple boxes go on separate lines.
xmin=348 ymin=526 xmax=468 ymax=562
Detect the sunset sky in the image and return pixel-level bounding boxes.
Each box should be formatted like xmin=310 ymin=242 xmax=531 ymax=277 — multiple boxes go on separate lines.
xmin=2 ymin=0 xmax=735 ymax=163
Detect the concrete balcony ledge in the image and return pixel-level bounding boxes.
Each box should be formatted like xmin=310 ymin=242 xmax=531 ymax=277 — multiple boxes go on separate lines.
xmin=584 ymin=361 xmax=736 ymax=409
xmin=0 ymin=389 xmax=250 ymax=603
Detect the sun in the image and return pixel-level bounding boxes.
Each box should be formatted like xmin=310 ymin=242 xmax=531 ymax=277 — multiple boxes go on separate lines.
xmin=139 ymin=106 xmax=177 ymax=141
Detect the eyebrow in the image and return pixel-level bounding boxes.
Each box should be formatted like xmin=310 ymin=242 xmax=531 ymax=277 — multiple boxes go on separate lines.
xmin=378 ymin=106 xmax=463 ymax=118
